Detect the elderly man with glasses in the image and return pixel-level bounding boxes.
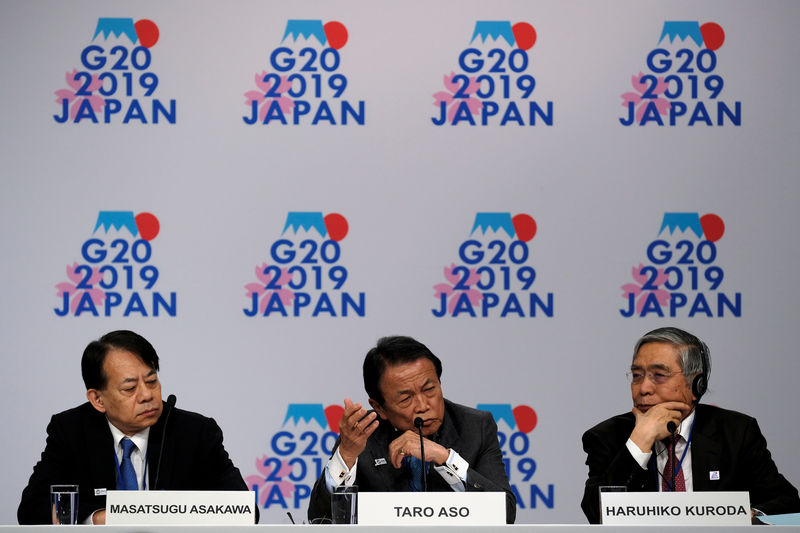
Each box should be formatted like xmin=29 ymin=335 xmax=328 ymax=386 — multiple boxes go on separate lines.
xmin=580 ymin=327 xmax=800 ymax=524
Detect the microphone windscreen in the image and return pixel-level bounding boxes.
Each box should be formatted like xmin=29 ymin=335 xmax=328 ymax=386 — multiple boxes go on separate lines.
xmin=167 ymin=394 xmax=177 ymax=407
xmin=414 ymin=417 xmax=423 ymax=429
xmin=667 ymin=421 xmax=677 ymax=434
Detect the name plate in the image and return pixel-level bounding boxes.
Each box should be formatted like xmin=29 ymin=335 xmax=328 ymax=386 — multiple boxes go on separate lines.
xmin=358 ymin=491 xmax=505 ymax=525
xmin=105 ymin=490 xmax=255 ymax=525
xmin=600 ymin=491 xmax=751 ymax=525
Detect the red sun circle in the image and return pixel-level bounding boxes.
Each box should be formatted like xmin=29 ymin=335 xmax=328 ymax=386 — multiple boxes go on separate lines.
xmin=700 ymin=213 xmax=725 ymax=242
xmin=512 ymin=214 xmax=537 ymax=242
xmin=323 ymin=21 xmax=348 ymax=50
xmin=135 ymin=19 xmax=160 ymax=48
xmin=325 ymin=405 xmax=345 ymax=433
xmin=135 ymin=212 xmax=160 ymax=241
xmin=513 ymin=405 xmax=538 ymax=433
xmin=324 ymin=213 xmax=349 ymax=241
xmin=512 ymin=22 xmax=536 ymax=51
xmin=700 ymin=22 xmax=724 ymax=51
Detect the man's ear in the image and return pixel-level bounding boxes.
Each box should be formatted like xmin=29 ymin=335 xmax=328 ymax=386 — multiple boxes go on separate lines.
xmin=86 ymin=389 xmax=106 ymax=413
xmin=368 ymin=398 xmax=386 ymax=420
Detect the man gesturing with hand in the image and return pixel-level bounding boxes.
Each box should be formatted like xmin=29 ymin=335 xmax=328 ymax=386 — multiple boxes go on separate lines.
xmin=308 ymin=336 xmax=515 ymax=523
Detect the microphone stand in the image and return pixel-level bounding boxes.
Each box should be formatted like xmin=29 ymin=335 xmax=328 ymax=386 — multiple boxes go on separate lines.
xmin=414 ymin=417 xmax=427 ymax=492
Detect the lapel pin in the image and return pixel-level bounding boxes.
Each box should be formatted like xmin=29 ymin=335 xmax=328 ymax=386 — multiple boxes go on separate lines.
xmin=709 ymin=471 xmax=720 ymax=480
xmin=374 ymin=458 xmax=387 ymax=466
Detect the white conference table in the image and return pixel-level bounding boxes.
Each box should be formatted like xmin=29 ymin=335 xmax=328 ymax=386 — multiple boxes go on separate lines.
xmin=2 ymin=526 xmax=800 ymax=532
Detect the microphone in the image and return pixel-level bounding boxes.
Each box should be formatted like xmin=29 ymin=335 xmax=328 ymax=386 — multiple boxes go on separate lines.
xmin=153 ymin=394 xmax=177 ymax=489
xmin=413 ymin=417 xmax=427 ymax=492
xmin=666 ymin=420 xmax=677 ymax=492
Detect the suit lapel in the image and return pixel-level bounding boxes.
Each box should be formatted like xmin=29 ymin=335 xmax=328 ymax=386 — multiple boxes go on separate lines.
xmin=436 ymin=411 xmax=459 ymax=452
xmin=85 ymin=407 xmax=117 ymax=491
xmin=147 ymin=404 xmax=167 ymax=489
xmin=366 ymin=424 xmax=407 ymax=490
xmin=690 ymin=405 xmax=720 ymax=491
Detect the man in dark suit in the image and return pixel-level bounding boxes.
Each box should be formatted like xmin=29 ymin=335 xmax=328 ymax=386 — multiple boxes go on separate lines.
xmin=307 ymin=336 xmax=515 ymax=523
xmin=581 ymin=327 xmax=800 ymax=524
xmin=18 ymin=330 xmax=251 ymax=525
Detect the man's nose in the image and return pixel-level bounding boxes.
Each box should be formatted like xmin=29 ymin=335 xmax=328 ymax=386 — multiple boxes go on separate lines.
xmin=137 ymin=382 xmax=153 ymax=402
xmin=412 ymin=394 xmax=429 ymax=412
xmin=639 ymin=374 xmax=656 ymax=393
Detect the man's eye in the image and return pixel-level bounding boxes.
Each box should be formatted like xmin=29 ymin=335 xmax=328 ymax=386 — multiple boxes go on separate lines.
xmin=631 ymin=372 xmax=644 ymax=380
xmin=123 ymin=387 xmax=136 ymax=393
xmin=398 ymin=397 xmax=411 ymax=405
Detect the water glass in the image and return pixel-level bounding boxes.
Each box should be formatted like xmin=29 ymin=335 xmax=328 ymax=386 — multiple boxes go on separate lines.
xmin=50 ymin=484 xmax=79 ymax=525
xmin=331 ymin=485 xmax=357 ymax=524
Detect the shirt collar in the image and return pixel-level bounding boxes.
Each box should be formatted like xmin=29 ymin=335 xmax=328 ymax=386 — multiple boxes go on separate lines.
xmin=107 ymin=419 xmax=150 ymax=455
xmin=676 ymin=409 xmax=696 ymax=441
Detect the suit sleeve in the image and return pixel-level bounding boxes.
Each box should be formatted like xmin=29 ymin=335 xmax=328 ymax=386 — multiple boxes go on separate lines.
xmin=461 ymin=413 xmax=516 ymax=524
xmin=18 ymin=415 xmax=100 ymax=525
xmin=581 ymin=425 xmax=652 ymax=524
xmin=307 ymin=437 xmax=341 ymax=522
xmin=308 ymin=467 xmax=333 ymax=522
xmin=196 ymin=417 xmax=250 ymax=491
xmin=740 ymin=417 xmax=800 ymax=515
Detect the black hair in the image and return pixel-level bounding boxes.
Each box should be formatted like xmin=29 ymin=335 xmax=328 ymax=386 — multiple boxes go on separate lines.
xmin=81 ymin=330 xmax=160 ymax=390
xmin=363 ymin=336 xmax=442 ymax=405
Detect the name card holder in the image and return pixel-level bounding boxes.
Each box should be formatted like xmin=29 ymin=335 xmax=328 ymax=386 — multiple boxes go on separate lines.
xmin=358 ymin=491 xmax=505 ymax=525
xmin=105 ymin=490 xmax=255 ymax=525
xmin=600 ymin=491 xmax=751 ymax=525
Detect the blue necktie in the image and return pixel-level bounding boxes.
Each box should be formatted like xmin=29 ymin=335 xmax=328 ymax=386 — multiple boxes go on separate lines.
xmin=117 ymin=438 xmax=138 ymax=490
xmin=403 ymin=455 xmax=428 ymax=492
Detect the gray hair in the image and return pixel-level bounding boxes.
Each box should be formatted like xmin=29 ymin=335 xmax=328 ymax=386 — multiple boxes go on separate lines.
xmin=632 ymin=327 xmax=710 ymax=385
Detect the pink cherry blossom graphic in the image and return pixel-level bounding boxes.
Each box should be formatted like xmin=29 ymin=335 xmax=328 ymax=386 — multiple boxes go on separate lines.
xmin=245 ymin=263 xmax=294 ymax=314
xmin=55 ymin=263 xmax=105 ymax=314
xmin=433 ymin=72 xmax=483 ymax=124
xmin=244 ymin=72 xmax=294 ymax=122
xmin=621 ymin=72 xmax=670 ymax=124
xmin=434 ymin=263 xmax=483 ymax=315
xmin=621 ymin=263 xmax=670 ymax=315
xmin=55 ymin=70 xmax=105 ymax=120
xmin=245 ymin=455 xmax=295 ymax=507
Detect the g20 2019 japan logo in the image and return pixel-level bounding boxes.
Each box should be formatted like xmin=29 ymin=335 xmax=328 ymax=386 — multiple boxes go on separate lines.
xmin=433 ymin=213 xmax=553 ymax=317
xmin=243 ymin=19 xmax=364 ymax=126
xmin=620 ymin=20 xmax=740 ymax=126
xmin=54 ymin=18 xmax=175 ymax=124
xmin=432 ymin=21 xmax=552 ymax=126
xmin=54 ymin=211 xmax=176 ymax=317
xmin=243 ymin=212 xmax=365 ymax=317
xmin=620 ymin=212 xmax=740 ymax=317
xmin=476 ymin=404 xmax=553 ymax=510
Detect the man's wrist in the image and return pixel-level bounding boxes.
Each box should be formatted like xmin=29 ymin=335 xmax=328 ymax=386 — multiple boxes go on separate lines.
xmin=433 ymin=444 xmax=451 ymax=465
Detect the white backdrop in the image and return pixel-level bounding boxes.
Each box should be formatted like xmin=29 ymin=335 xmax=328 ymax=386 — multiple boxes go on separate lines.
xmin=2 ymin=0 xmax=799 ymax=524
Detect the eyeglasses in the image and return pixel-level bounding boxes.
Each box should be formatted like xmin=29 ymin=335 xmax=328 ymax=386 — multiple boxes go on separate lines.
xmin=626 ymin=369 xmax=683 ymax=385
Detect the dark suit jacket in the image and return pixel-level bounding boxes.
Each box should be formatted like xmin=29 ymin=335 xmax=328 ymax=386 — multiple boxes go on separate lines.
xmin=307 ymin=399 xmax=516 ymax=524
xmin=581 ymin=403 xmax=800 ymax=524
xmin=18 ymin=401 xmax=250 ymax=524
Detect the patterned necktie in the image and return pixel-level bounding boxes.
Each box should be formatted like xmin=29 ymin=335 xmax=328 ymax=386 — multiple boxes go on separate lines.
xmin=402 ymin=455 xmax=428 ymax=492
xmin=117 ymin=438 xmax=139 ymax=490
xmin=662 ymin=434 xmax=686 ymax=492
